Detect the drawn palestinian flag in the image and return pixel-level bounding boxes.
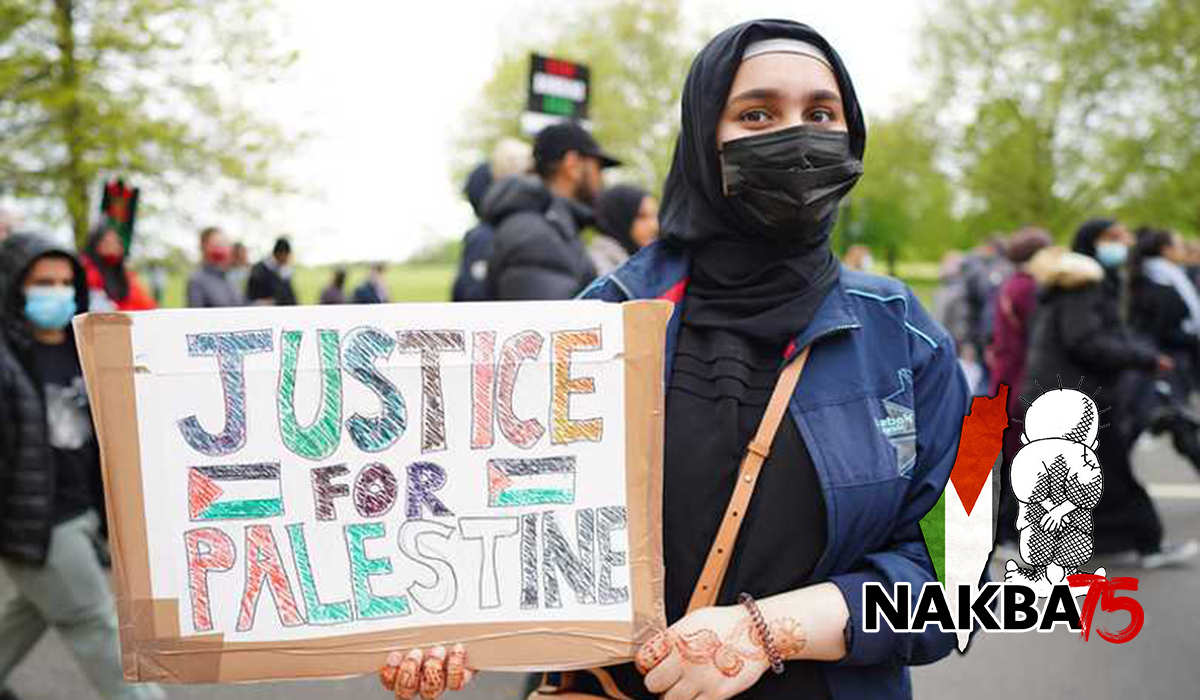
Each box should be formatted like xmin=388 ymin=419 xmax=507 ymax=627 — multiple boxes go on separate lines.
xmin=189 ymin=463 xmax=283 ymax=520
xmin=919 ymin=386 xmax=1008 ymax=651
xmin=487 ymin=457 xmax=576 ymax=507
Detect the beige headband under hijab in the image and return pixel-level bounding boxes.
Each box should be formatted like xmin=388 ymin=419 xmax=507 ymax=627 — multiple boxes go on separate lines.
xmin=741 ymin=38 xmax=833 ymax=71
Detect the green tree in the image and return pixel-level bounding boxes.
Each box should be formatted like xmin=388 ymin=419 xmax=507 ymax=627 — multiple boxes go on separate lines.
xmin=921 ymin=0 xmax=1137 ymax=238
xmin=1109 ymin=0 xmax=1200 ymax=232
xmin=921 ymin=0 xmax=1200 ymax=239
xmin=455 ymin=0 xmax=702 ymax=195
xmin=0 ymin=0 xmax=297 ymax=248
xmin=840 ymin=107 xmax=963 ymax=266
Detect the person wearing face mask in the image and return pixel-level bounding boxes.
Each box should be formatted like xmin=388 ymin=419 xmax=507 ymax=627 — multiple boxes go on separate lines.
xmin=79 ymin=224 xmax=157 ymax=312
xmin=0 ymin=233 xmax=165 ymax=700
xmin=483 ymin=122 xmax=622 ymax=300
xmin=379 ymin=21 xmax=972 ymax=700
xmin=590 ymin=184 xmax=660 ymax=276
xmin=246 ymin=236 xmax=298 ymax=306
xmin=186 ymin=226 xmax=243 ymax=308
xmin=1022 ymin=219 xmax=1196 ymax=568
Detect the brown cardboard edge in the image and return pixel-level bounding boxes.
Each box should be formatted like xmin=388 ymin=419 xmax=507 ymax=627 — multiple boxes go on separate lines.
xmin=621 ymin=300 xmax=671 ymax=647
xmin=73 ymin=301 xmax=672 ymax=683
xmin=75 ymin=313 xmax=160 ymax=681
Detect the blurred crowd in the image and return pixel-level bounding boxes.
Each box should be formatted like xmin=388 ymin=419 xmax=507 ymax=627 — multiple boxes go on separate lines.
xmin=2 ymin=115 xmax=1199 ymax=700
xmin=931 ymin=221 xmax=1200 ymax=567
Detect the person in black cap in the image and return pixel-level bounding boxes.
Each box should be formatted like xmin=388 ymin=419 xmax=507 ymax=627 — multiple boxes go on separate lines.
xmin=246 ymin=236 xmax=297 ymax=306
xmin=482 ymin=121 xmax=622 ymax=300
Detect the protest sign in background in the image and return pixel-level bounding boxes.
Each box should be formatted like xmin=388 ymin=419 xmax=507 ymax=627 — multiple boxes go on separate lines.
xmin=75 ymin=300 xmax=670 ymax=683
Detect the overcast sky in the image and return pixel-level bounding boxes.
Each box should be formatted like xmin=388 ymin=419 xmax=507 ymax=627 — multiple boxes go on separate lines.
xmin=16 ymin=0 xmax=935 ymax=262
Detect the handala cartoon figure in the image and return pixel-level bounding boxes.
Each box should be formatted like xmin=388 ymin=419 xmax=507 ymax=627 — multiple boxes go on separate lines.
xmin=1005 ymin=382 xmax=1107 ymax=596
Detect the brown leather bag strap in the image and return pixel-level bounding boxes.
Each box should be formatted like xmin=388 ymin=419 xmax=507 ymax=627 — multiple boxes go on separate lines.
xmin=686 ymin=345 xmax=811 ymax=614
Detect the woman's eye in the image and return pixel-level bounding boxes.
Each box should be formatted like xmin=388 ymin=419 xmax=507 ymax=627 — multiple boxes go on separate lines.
xmin=807 ymin=108 xmax=835 ymax=124
xmin=738 ymin=108 xmax=772 ymax=124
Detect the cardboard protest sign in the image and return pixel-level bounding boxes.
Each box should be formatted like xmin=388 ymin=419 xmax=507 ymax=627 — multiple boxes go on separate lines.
xmin=74 ymin=300 xmax=671 ymax=683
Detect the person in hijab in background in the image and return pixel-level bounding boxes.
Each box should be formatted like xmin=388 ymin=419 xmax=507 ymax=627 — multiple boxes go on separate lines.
xmin=1128 ymin=227 xmax=1200 ymax=475
xmin=590 ymin=184 xmax=660 ymax=275
xmin=79 ymin=224 xmax=156 ymax=312
xmin=380 ymin=19 xmax=970 ymax=700
xmin=1023 ymin=218 xmax=1195 ymax=568
xmin=987 ymin=226 xmax=1052 ymax=545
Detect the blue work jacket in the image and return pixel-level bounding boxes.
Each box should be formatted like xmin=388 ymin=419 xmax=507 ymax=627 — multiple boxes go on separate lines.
xmin=581 ymin=241 xmax=973 ymax=699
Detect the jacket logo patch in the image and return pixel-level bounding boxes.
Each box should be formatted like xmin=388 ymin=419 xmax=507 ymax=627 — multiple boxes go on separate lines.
xmin=877 ymin=370 xmax=917 ymax=477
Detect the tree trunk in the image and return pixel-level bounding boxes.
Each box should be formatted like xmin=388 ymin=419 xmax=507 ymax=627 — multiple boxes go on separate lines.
xmin=53 ymin=0 xmax=89 ymax=249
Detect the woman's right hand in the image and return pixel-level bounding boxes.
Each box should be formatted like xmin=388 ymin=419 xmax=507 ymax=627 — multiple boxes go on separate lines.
xmin=379 ymin=644 xmax=475 ymax=700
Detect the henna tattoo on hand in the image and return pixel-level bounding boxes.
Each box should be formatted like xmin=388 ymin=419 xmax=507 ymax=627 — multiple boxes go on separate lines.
xmin=445 ymin=645 xmax=467 ymax=692
xmin=652 ymin=612 xmax=808 ymax=682
xmin=635 ymin=630 xmax=674 ymax=674
xmin=713 ymin=644 xmax=745 ymax=677
xmin=728 ymin=617 xmax=769 ymax=661
xmin=419 ymin=656 xmax=445 ymax=700
xmin=675 ymin=629 xmax=723 ymax=664
xmin=672 ymin=626 xmax=754 ymax=679
xmin=397 ymin=652 xmax=422 ymax=699
xmin=380 ymin=664 xmax=399 ymax=691
xmin=770 ymin=617 xmax=807 ymax=658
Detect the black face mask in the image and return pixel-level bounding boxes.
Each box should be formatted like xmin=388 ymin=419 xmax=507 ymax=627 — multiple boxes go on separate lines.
xmin=719 ymin=125 xmax=863 ymax=237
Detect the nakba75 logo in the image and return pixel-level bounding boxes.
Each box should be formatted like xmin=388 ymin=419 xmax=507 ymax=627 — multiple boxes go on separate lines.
xmin=890 ymin=380 xmax=1144 ymax=649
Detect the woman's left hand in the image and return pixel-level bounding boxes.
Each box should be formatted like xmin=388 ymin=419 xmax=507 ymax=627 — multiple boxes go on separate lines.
xmin=636 ymin=605 xmax=770 ymax=700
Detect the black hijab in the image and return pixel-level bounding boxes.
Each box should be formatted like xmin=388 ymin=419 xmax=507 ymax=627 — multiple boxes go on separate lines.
xmin=595 ymin=184 xmax=648 ymax=256
xmin=84 ymin=226 xmax=129 ymax=302
xmin=1073 ymin=218 xmax=1117 ymax=258
xmin=659 ymin=19 xmax=866 ymax=346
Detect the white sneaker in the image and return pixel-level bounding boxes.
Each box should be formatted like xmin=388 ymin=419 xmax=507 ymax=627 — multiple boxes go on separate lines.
xmin=1140 ymin=539 xmax=1200 ymax=569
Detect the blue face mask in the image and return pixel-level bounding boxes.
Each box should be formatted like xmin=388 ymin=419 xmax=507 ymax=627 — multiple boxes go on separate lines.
xmin=1096 ymin=242 xmax=1128 ymax=268
xmin=24 ymin=286 xmax=77 ymax=330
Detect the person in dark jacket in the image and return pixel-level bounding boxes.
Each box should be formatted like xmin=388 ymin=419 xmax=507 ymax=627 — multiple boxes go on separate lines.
xmin=1127 ymin=227 xmax=1200 ymax=474
xmin=1022 ymin=219 xmax=1196 ymax=568
xmin=589 ymin=184 xmax=660 ymax=276
xmin=383 ymin=20 xmax=971 ymax=700
xmin=484 ymin=122 xmax=621 ymax=300
xmin=451 ymin=140 xmax=534 ymax=302
xmin=246 ymin=236 xmax=298 ymax=306
xmin=451 ymin=163 xmax=496 ymax=302
xmin=352 ymin=262 xmax=389 ymax=304
xmin=0 ymin=233 xmax=164 ymax=700
xmin=987 ymin=226 xmax=1052 ymax=544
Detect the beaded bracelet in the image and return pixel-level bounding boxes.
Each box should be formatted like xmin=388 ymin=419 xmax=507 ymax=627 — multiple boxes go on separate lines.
xmin=738 ymin=592 xmax=785 ymax=675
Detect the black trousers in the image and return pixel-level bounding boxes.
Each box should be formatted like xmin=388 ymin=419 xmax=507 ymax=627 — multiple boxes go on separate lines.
xmin=1091 ymin=429 xmax=1164 ymax=555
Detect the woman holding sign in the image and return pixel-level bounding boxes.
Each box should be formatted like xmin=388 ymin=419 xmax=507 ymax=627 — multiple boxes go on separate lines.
xmin=381 ymin=19 xmax=970 ymax=700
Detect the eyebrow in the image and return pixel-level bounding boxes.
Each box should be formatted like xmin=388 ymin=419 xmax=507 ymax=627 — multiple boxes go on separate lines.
xmin=727 ymin=87 xmax=843 ymax=105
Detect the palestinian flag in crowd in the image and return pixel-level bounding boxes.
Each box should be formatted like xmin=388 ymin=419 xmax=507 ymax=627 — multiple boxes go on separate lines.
xmin=100 ymin=178 xmax=139 ymax=249
xmin=189 ymin=463 xmax=283 ymax=520
xmin=919 ymin=386 xmax=1008 ymax=651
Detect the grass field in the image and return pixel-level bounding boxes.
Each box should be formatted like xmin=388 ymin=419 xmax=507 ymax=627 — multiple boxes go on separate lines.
xmin=157 ymin=260 xmax=939 ymax=308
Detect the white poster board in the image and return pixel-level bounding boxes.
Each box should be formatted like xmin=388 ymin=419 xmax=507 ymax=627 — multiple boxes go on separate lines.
xmin=75 ymin=300 xmax=670 ymax=682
